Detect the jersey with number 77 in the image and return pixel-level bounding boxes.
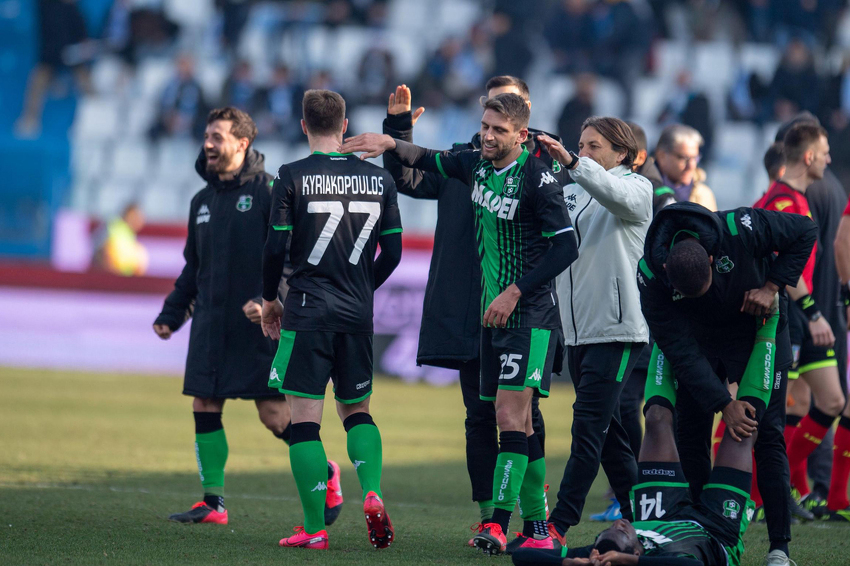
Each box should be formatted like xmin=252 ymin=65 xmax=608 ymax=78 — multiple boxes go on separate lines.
xmin=270 ymin=152 xmax=403 ymax=334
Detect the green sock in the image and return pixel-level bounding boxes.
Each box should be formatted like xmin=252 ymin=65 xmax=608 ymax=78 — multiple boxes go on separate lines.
xmin=493 ymin=452 xmax=529 ymax=512
xmin=290 ymin=439 xmax=329 ymax=534
xmin=518 ymin=456 xmax=547 ymax=521
xmin=346 ymin=418 xmax=383 ymax=500
xmin=645 ymin=342 xmax=677 ymax=408
xmin=737 ymin=309 xmax=779 ymax=407
xmin=478 ymin=500 xmax=495 ymax=522
xmin=195 ymin=429 xmax=228 ymax=497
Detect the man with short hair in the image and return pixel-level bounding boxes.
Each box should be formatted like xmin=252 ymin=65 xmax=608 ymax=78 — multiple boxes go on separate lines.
xmin=154 ymin=107 xmax=344 ymax=526
xmin=637 ymin=201 xmax=816 ymax=566
xmin=381 ymin=77 xmax=566 ymax=547
xmin=755 ymin=124 xmax=848 ymax=527
xmin=341 ymin=93 xmax=578 ymax=555
xmin=654 ymin=124 xmax=716 ymax=211
xmin=261 ymin=89 xmax=403 ymax=550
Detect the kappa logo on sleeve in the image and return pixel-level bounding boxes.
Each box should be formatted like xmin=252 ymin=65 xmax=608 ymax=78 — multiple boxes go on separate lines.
xmin=538 ymin=171 xmax=557 ymax=187
xmin=196 ymin=204 xmax=211 ymax=224
xmin=741 ymin=213 xmax=753 ymax=230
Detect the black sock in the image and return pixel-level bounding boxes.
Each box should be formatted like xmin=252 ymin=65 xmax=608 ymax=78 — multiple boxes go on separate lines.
xmin=769 ymin=540 xmax=789 ymax=556
xmin=522 ymin=520 xmax=548 ymax=538
xmin=274 ymin=422 xmax=292 ymax=445
xmin=491 ymin=508 xmax=512 ymax=532
xmin=786 ymin=414 xmax=803 ymax=427
xmin=203 ymin=494 xmax=224 ymax=511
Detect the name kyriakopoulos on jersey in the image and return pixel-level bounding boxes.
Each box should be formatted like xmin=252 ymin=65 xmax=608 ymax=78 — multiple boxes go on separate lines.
xmin=301 ymin=174 xmax=385 ymax=196
xmin=471 ymin=181 xmax=519 ymax=220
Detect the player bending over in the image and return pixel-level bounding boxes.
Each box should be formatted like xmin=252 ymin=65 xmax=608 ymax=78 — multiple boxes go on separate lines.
xmin=512 ymin=304 xmax=779 ymax=566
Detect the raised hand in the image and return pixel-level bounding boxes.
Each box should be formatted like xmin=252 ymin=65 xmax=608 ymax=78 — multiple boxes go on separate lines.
xmin=388 ymin=84 xmax=425 ymax=126
xmin=536 ymin=134 xmax=573 ymax=167
xmin=339 ymin=133 xmax=397 ymax=160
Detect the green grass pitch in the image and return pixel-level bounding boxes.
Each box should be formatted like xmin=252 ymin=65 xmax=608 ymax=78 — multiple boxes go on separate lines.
xmin=0 ymin=367 xmax=846 ymax=564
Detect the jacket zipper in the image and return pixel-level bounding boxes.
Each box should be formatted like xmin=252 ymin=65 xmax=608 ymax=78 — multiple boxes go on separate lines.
xmin=568 ymin=198 xmax=593 ymax=345
xmin=616 ymin=278 xmax=622 ymax=323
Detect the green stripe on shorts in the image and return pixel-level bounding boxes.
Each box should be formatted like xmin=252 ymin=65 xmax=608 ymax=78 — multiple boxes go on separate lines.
xmin=524 ymin=328 xmax=551 ymax=388
xmin=703 ymin=483 xmax=750 ymax=499
xmin=616 ymin=343 xmax=632 ymax=382
xmin=268 ymin=329 xmax=296 ymax=390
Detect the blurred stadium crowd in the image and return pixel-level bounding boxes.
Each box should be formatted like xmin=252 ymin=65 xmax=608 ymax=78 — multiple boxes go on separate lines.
xmin=10 ymin=0 xmax=850 ymax=232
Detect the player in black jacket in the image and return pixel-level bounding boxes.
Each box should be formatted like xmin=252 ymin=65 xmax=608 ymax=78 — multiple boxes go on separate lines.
xmin=637 ymin=203 xmax=816 ymax=563
xmin=154 ymin=108 xmax=343 ymax=527
xmin=381 ymin=78 xmax=566 ymax=541
xmin=261 ymin=90 xmax=402 ymax=551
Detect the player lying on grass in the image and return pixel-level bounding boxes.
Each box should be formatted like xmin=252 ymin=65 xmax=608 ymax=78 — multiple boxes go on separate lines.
xmin=512 ymin=301 xmax=779 ymax=566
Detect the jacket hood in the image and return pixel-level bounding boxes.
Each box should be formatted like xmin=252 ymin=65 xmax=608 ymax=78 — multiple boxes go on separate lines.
xmin=645 ymin=202 xmax=724 ymax=277
xmin=637 ymin=157 xmax=663 ymax=187
xmin=195 ymin=148 xmax=267 ymax=189
xmin=469 ymin=128 xmax=563 ymax=151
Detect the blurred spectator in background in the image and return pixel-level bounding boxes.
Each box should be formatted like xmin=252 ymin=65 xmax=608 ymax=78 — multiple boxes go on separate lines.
xmin=104 ymin=0 xmax=179 ymax=70
xmin=654 ymin=124 xmax=717 ymax=210
xmin=774 ymin=0 xmax=843 ymax=48
xmin=763 ymin=142 xmax=787 ymax=185
xmin=627 ymin=121 xmax=663 ymax=189
xmin=658 ymin=70 xmax=714 ymax=160
xmin=221 ymin=60 xmax=260 ymax=114
xmin=149 ymin=55 xmax=208 ymax=140
xmin=490 ymin=9 xmax=531 ymax=79
xmin=417 ymin=30 xmax=492 ymax=107
xmin=256 ymin=64 xmax=303 ymax=142
xmin=93 ymin=202 xmax=148 ymax=277
xmin=546 ymin=0 xmax=592 ymax=75
xmin=557 ymin=73 xmax=596 ymax=150
xmin=819 ymin=55 xmax=850 ymax=193
xmin=15 ymin=0 xmax=95 ymax=138
xmin=767 ymin=39 xmax=819 ymax=122
xmin=218 ymin=0 xmax=252 ymax=55
xmin=357 ymin=44 xmax=396 ymax=105
xmin=727 ymin=66 xmax=769 ymax=124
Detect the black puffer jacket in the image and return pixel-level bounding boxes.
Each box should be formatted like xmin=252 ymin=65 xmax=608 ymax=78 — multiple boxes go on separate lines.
xmin=637 ymin=203 xmax=816 ymax=413
xmin=155 ymin=149 xmax=283 ymax=398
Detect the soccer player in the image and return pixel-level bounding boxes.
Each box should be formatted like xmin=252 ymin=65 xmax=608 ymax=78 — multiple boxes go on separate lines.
xmin=753 ymin=124 xmax=847 ymax=523
xmin=637 ymin=202 xmax=816 ymax=566
xmin=154 ymin=107 xmax=343 ymax=526
xmin=535 ymin=120 xmax=653 ymax=543
xmin=341 ymin=92 xmax=579 ymax=554
xmin=830 ymin=193 xmax=850 ymax=521
xmin=260 ymin=89 xmax=403 ymax=550
xmin=381 ymin=77 xmax=566 ymax=548
xmin=511 ymin=314 xmax=778 ymax=566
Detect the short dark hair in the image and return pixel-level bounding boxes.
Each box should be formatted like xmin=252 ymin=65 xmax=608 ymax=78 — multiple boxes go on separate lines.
xmin=482 ymin=93 xmax=530 ymax=130
xmin=207 ymin=107 xmax=258 ymax=146
xmin=582 ymin=116 xmax=639 ymax=167
xmin=302 ymin=89 xmax=346 ymax=136
xmin=782 ymin=123 xmax=828 ymax=164
xmin=666 ymin=239 xmax=711 ymax=297
xmin=763 ymin=142 xmax=786 ymax=179
xmin=626 ymin=121 xmax=647 ymax=152
xmin=485 ymin=75 xmax=530 ymax=101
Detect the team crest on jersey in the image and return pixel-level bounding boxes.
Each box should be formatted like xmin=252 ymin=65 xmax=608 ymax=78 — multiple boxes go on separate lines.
xmin=505 ymin=176 xmax=519 ymax=196
xmin=236 ymin=195 xmax=253 ymax=212
xmin=715 ymin=256 xmax=735 ymax=273
xmin=723 ymin=500 xmax=741 ymax=519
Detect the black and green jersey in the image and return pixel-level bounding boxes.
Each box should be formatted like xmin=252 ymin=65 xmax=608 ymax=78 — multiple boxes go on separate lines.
xmin=270 ymin=152 xmax=402 ymax=334
xmin=631 ymin=520 xmax=731 ymax=565
xmin=392 ymin=141 xmax=573 ymax=329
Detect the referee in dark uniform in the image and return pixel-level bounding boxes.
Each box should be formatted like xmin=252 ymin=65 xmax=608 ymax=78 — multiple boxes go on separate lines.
xmin=153 ymin=107 xmax=341 ymax=525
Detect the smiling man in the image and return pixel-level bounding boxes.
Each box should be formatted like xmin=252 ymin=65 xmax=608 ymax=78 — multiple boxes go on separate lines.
xmin=340 ymin=93 xmax=578 ymax=555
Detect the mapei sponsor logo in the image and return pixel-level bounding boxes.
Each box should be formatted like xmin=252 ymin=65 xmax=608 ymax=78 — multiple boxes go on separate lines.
xmin=196 ymin=204 xmax=211 ymax=224
xmin=497 ymin=459 xmax=513 ymax=501
xmin=471 ymin=182 xmax=519 ymax=220
xmin=355 ymin=380 xmax=371 ymax=390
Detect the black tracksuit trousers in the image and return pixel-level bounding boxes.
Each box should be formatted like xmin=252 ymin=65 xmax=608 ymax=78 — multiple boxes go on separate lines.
xmin=549 ymin=342 xmax=642 ymax=531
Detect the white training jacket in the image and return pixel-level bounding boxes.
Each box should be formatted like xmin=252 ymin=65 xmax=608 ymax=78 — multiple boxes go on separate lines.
xmin=556 ymin=157 xmax=653 ymax=346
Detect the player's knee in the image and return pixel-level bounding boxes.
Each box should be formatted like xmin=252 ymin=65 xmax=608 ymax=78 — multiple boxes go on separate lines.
xmin=819 ymin=393 xmax=845 ymax=416
xmin=257 ymin=405 xmax=287 ymax=435
xmin=495 ymin=405 xmax=525 ymax=432
xmin=644 ymin=404 xmax=673 ymax=435
xmin=193 ymin=397 xmax=222 ymax=412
